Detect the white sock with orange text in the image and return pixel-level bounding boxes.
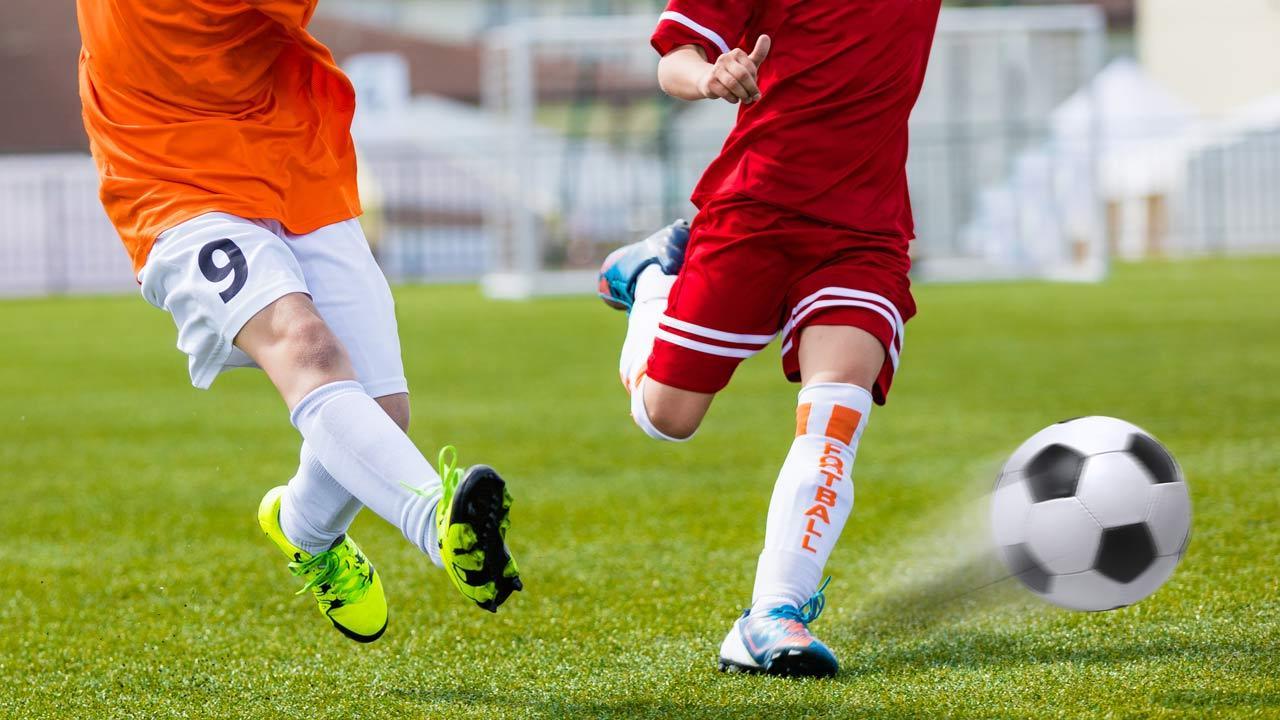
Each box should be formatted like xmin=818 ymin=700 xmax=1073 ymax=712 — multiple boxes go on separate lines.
xmin=751 ymin=382 xmax=872 ymax=612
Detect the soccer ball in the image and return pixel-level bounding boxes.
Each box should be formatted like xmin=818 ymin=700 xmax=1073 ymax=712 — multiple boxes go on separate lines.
xmin=990 ymin=416 xmax=1191 ymax=611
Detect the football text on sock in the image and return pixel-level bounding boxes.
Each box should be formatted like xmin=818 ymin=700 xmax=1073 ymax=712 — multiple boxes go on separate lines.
xmin=751 ymin=382 xmax=872 ymax=611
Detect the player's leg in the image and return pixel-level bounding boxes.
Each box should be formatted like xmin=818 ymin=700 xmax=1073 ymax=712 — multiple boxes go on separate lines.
xmin=601 ymin=220 xmax=712 ymax=438
xmin=271 ymin=219 xmax=519 ymax=611
xmin=634 ymin=378 xmax=714 ymax=441
xmin=600 ymin=204 xmax=782 ymax=440
xmin=719 ymin=226 xmax=914 ymax=677
xmin=754 ymin=325 xmax=885 ymax=609
xmin=278 ymin=394 xmax=408 ymax=559
xmin=139 ymin=214 xmax=390 ymax=640
xmin=718 ymin=327 xmax=882 ymax=676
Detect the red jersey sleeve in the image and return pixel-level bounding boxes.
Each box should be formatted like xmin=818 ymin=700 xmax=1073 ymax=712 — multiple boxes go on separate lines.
xmin=651 ymin=0 xmax=756 ymax=60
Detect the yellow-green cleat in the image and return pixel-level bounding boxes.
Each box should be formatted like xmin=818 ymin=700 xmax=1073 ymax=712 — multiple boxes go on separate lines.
xmin=257 ymin=487 xmax=388 ymax=643
xmin=425 ymin=446 xmax=522 ymax=612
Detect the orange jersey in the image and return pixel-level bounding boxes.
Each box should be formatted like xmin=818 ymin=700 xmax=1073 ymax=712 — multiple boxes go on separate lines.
xmin=77 ymin=0 xmax=362 ymax=274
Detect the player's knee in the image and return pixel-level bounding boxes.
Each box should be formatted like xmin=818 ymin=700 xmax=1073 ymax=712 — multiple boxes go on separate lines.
xmin=798 ymin=325 xmax=886 ymax=390
xmin=804 ymin=369 xmax=873 ymax=390
xmin=280 ymin=315 xmax=349 ymax=375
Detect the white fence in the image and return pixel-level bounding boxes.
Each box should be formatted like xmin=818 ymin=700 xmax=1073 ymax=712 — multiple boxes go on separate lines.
xmin=4 ymin=9 xmax=1280 ymax=298
xmin=0 ymin=155 xmax=132 ymax=297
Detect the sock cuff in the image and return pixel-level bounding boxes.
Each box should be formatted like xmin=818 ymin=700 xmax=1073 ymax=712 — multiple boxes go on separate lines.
xmin=797 ymin=382 xmax=873 ymax=405
xmin=290 ymin=379 xmax=366 ymax=429
xmin=795 ymin=382 xmax=872 ymax=444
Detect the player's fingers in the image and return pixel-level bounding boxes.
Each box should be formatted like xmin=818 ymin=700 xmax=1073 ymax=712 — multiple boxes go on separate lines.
xmin=748 ymin=34 xmax=772 ymax=66
xmin=715 ymin=68 xmax=752 ymax=102
xmin=707 ymin=77 xmax=740 ymax=103
xmin=726 ymin=60 xmax=760 ymax=100
xmin=724 ymin=47 xmax=758 ymax=77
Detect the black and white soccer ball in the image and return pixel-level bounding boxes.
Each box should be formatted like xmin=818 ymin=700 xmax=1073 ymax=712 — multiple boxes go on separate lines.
xmin=990 ymin=416 xmax=1191 ymax=611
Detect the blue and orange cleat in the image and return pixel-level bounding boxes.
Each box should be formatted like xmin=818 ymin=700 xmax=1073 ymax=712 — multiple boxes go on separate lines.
xmin=717 ymin=579 xmax=839 ymax=677
xmin=597 ymin=219 xmax=690 ymax=312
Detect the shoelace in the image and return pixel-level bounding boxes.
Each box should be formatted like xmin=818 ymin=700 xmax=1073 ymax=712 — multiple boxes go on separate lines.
xmin=289 ymin=547 xmax=370 ymax=602
xmin=769 ymin=576 xmax=832 ymax=625
xmin=402 ymin=445 xmax=461 ymax=499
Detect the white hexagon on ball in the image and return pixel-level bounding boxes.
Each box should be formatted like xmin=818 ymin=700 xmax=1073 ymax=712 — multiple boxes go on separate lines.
xmin=1024 ymin=497 xmax=1101 ymax=575
xmin=1146 ymin=482 xmax=1192 ymax=556
xmin=1046 ymin=570 xmax=1122 ymax=611
xmin=1075 ymin=452 xmax=1158 ymax=527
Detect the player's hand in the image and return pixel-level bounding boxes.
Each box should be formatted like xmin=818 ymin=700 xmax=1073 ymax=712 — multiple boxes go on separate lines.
xmin=697 ymin=35 xmax=771 ymax=105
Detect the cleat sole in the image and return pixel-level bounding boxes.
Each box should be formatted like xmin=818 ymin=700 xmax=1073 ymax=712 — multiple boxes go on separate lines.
xmin=450 ymin=465 xmax=522 ymax=612
xmin=718 ymin=650 xmax=838 ymax=679
xmin=332 ymin=616 xmax=388 ymax=644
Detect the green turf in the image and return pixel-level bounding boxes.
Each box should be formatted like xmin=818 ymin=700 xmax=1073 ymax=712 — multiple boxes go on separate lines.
xmin=1 ymin=257 xmax=1277 ymax=719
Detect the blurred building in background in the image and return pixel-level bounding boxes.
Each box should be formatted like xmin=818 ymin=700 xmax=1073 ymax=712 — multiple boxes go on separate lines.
xmin=0 ymin=1 xmax=1277 ymax=297
xmin=0 ymin=0 xmax=86 ymax=153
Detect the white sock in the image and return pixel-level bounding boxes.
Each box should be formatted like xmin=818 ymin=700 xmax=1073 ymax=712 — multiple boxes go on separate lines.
xmin=618 ymin=264 xmax=675 ymax=391
xmin=279 ymin=442 xmax=363 ymax=554
xmin=751 ymin=382 xmax=872 ymax=611
xmin=290 ymin=380 xmax=443 ymax=566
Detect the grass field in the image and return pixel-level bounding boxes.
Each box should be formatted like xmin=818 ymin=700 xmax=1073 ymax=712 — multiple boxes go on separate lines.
xmin=2 ymin=257 xmax=1278 ymax=719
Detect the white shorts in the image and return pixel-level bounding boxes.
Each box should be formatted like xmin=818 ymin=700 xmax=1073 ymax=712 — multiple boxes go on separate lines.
xmin=139 ymin=212 xmax=407 ymax=397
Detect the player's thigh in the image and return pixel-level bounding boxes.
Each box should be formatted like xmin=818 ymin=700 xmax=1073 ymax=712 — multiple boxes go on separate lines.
xmin=782 ymin=240 xmax=915 ymax=404
xmin=286 ymin=219 xmax=408 ymax=399
xmin=139 ymin=212 xmax=311 ymax=389
xmin=647 ymin=196 xmax=792 ymax=397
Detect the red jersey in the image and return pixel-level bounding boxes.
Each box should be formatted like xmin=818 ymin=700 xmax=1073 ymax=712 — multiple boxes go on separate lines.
xmin=652 ymin=0 xmax=942 ymax=241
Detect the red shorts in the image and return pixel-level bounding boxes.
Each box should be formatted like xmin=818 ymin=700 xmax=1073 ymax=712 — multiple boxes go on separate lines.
xmin=646 ymin=194 xmax=915 ymax=405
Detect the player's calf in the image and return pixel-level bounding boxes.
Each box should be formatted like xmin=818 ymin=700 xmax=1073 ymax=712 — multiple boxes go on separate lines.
xmin=631 ymin=376 xmax=712 ymax=441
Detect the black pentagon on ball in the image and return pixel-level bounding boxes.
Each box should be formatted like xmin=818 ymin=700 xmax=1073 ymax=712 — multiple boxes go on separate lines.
xmin=1024 ymin=444 xmax=1086 ymax=503
xmin=1127 ymin=433 xmax=1180 ymax=484
xmin=1000 ymin=543 xmax=1051 ymax=593
xmin=1094 ymin=523 xmax=1157 ymax=583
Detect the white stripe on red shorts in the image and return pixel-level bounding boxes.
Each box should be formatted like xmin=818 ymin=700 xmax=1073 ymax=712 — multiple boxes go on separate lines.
xmin=656 ymin=313 xmax=775 ymax=359
xmin=779 ymin=287 xmax=904 ymax=369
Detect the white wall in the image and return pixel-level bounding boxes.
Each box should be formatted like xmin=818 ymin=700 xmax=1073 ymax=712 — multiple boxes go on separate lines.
xmin=1138 ymin=0 xmax=1280 ymax=116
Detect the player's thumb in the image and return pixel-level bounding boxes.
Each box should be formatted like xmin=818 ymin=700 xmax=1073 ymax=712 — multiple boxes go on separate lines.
xmin=748 ymin=35 xmax=771 ymax=66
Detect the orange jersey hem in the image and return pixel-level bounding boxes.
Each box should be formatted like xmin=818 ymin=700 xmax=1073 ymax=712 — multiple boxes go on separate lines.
xmin=124 ymin=203 xmax=363 ymax=276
